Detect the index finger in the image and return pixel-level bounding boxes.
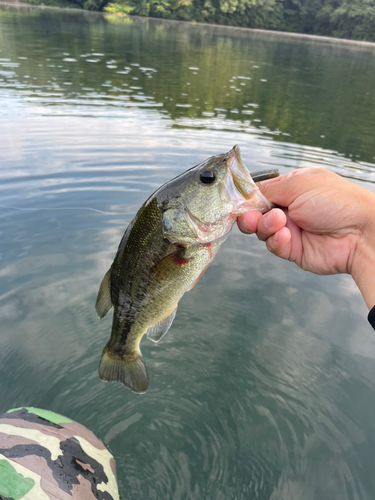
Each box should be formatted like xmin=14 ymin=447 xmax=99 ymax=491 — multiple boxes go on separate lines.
xmin=258 ymin=168 xmax=326 ymax=208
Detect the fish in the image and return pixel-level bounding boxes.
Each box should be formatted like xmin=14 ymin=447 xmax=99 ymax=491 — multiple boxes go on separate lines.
xmin=95 ymin=145 xmax=278 ymax=393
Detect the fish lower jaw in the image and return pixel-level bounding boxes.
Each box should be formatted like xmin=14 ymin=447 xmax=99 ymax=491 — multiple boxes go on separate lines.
xmin=195 ymin=219 xmax=234 ymax=245
xmin=231 ymin=190 xmax=274 ymax=215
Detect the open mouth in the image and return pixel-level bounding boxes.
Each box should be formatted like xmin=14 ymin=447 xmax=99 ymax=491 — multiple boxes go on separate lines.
xmin=224 ymin=145 xmax=273 ymax=214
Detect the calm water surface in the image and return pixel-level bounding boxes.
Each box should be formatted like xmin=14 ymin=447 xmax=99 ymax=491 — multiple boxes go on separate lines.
xmin=1 ymin=5 xmax=375 ymax=499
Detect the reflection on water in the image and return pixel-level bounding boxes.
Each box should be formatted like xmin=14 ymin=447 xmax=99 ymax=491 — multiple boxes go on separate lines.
xmin=1 ymin=5 xmax=375 ymax=499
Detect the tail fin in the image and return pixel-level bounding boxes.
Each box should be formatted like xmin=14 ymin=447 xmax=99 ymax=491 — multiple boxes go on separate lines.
xmin=98 ymin=346 xmax=149 ymax=394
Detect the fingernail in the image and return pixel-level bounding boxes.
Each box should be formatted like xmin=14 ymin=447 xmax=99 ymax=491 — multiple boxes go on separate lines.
xmin=263 ymin=211 xmax=273 ymax=229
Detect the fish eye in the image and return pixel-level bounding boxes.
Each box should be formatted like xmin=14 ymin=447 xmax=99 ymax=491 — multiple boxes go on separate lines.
xmin=199 ymin=170 xmax=216 ymax=185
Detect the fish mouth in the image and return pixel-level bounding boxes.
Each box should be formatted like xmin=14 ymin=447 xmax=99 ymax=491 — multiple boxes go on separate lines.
xmin=223 ymin=145 xmax=273 ymax=214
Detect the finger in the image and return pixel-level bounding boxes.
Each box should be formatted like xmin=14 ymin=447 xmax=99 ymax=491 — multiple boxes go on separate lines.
xmin=259 ymin=168 xmax=331 ymax=208
xmin=256 ymin=208 xmax=287 ymax=242
xmin=256 ymin=175 xmax=285 ymax=187
xmin=283 ymin=215 xmax=303 ymax=266
xmin=265 ymin=227 xmax=292 ymax=260
xmin=237 ymin=211 xmax=263 ymax=234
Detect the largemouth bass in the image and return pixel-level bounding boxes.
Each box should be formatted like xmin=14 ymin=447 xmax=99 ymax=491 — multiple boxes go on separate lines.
xmin=96 ymin=145 xmax=277 ymax=393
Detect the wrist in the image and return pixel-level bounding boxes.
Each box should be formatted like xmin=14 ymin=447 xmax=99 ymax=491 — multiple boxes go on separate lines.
xmin=351 ymin=196 xmax=375 ymax=309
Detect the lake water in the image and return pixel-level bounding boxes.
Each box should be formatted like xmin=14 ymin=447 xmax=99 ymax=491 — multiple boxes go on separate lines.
xmin=1 ymin=5 xmax=375 ymax=499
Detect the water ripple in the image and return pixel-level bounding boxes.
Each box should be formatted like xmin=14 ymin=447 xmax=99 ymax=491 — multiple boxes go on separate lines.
xmin=1 ymin=7 xmax=375 ymax=499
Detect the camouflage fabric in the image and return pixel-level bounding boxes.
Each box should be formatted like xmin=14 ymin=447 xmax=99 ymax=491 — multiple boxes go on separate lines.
xmin=0 ymin=407 xmax=119 ymax=500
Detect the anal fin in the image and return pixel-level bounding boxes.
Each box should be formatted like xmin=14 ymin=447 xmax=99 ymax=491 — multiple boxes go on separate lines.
xmin=95 ymin=267 xmax=113 ymax=319
xmin=147 ymin=307 xmax=177 ymax=343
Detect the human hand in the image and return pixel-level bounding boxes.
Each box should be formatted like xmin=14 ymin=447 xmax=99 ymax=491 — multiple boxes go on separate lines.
xmin=238 ymin=168 xmax=375 ymax=309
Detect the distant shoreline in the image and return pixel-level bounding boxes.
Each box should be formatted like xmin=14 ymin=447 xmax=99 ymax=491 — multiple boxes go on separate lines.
xmin=1 ymin=0 xmax=375 ymax=49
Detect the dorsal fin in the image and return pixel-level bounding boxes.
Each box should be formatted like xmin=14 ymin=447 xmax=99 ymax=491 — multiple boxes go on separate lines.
xmin=147 ymin=307 xmax=177 ymax=343
xmin=95 ymin=267 xmax=113 ymax=319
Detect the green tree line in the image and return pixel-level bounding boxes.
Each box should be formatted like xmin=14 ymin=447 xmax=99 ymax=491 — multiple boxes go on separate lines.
xmin=62 ymin=0 xmax=375 ymax=42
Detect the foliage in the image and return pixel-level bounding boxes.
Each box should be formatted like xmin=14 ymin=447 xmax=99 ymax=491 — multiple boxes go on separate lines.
xmin=328 ymin=1 xmax=375 ymax=40
xmin=107 ymin=0 xmax=375 ymax=41
xmin=63 ymin=0 xmax=110 ymax=11
xmin=23 ymin=0 xmax=375 ymax=40
xmin=104 ymin=2 xmax=133 ymax=13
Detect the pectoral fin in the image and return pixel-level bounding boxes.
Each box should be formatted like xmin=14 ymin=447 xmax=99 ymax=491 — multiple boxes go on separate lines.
xmin=95 ymin=267 xmax=113 ymax=319
xmin=147 ymin=307 xmax=177 ymax=343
